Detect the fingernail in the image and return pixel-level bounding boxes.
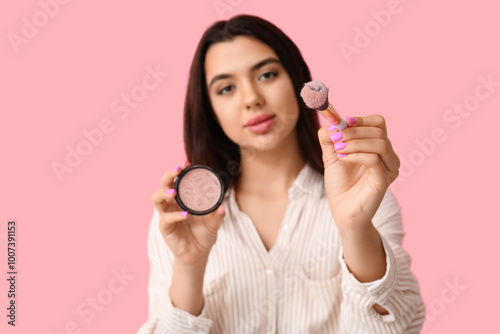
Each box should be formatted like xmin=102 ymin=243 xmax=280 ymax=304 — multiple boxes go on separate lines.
xmin=219 ymin=205 xmax=225 ymax=215
xmin=346 ymin=117 xmax=357 ymax=124
xmin=173 ymin=166 xmax=181 ymax=172
xmin=330 ymin=132 xmax=343 ymax=142
xmin=334 ymin=142 xmax=346 ymax=151
xmin=182 ymin=160 xmax=189 ymax=168
xmin=167 ymin=189 xmax=176 ymax=195
xmin=337 ymin=153 xmax=348 ymax=158
xmin=180 ymin=211 xmax=188 ymax=217
xmin=328 ymin=124 xmax=336 ymax=132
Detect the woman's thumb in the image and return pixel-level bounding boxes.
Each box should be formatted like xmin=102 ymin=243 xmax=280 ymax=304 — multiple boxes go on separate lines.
xmin=206 ymin=203 xmax=226 ymax=232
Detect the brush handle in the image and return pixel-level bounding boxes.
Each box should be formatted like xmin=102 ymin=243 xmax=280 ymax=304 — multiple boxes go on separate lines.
xmin=318 ymin=103 xmax=347 ymax=130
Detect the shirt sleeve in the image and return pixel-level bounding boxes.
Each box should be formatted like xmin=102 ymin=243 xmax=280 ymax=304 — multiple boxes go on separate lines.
xmin=337 ymin=189 xmax=426 ymax=334
xmin=137 ymin=209 xmax=213 ymax=334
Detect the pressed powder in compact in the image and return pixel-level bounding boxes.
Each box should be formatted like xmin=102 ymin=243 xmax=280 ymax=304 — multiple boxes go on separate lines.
xmin=173 ymin=165 xmax=225 ymax=215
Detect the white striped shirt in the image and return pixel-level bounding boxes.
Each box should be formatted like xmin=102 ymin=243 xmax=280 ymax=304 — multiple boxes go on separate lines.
xmin=138 ymin=163 xmax=425 ymax=333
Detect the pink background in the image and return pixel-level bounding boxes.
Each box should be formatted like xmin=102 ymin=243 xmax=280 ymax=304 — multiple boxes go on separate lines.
xmin=1 ymin=0 xmax=498 ymax=333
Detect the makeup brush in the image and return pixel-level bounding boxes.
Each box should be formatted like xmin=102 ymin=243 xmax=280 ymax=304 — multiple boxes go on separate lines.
xmin=300 ymin=80 xmax=347 ymax=130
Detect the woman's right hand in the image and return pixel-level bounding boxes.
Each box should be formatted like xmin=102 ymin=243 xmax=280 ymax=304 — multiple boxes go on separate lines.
xmin=151 ymin=162 xmax=226 ymax=265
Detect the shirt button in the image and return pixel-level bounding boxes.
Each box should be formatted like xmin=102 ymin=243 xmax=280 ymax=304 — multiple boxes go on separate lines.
xmin=265 ymin=269 xmax=273 ymax=276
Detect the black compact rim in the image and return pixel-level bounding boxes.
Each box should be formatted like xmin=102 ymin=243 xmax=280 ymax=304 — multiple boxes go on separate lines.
xmin=173 ymin=164 xmax=225 ymax=216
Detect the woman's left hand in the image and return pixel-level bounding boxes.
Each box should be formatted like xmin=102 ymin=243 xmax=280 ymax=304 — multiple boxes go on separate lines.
xmin=318 ymin=115 xmax=400 ymax=230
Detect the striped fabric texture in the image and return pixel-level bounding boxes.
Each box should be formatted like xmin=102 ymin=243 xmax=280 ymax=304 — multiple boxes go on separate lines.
xmin=138 ymin=163 xmax=425 ymax=333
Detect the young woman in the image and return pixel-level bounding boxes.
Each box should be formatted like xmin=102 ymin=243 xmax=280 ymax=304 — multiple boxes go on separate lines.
xmin=139 ymin=14 xmax=425 ymax=333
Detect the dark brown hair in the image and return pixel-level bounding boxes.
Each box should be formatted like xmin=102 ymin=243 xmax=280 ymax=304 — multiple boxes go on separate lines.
xmin=184 ymin=14 xmax=323 ymax=192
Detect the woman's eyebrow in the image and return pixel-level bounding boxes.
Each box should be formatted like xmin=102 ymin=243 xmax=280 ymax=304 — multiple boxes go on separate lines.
xmin=208 ymin=57 xmax=281 ymax=89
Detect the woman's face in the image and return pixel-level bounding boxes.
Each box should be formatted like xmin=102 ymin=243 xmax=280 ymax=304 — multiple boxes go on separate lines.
xmin=205 ymin=36 xmax=300 ymax=153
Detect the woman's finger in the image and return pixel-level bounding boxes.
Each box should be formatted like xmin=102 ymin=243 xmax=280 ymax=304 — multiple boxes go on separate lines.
xmin=160 ymin=161 xmax=191 ymax=189
xmin=334 ymin=152 xmax=386 ymax=170
xmin=159 ymin=210 xmax=189 ymax=229
xmin=329 ymin=116 xmax=399 ymax=174
xmin=203 ymin=204 xmax=226 ymax=234
xmin=151 ymin=188 xmax=180 ymax=213
xmin=333 ymin=138 xmax=386 ymax=155
xmin=334 ymin=138 xmax=399 ymax=175
xmin=158 ymin=210 xmax=190 ymax=236
xmin=328 ymin=126 xmax=386 ymax=142
xmin=343 ymin=115 xmax=388 ymax=134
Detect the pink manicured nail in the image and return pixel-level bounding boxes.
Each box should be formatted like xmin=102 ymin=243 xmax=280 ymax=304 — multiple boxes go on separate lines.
xmin=167 ymin=189 xmax=176 ymax=195
xmin=337 ymin=153 xmax=348 ymax=158
xmin=328 ymin=124 xmax=336 ymax=132
xmin=173 ymin=166 xmax=181 ymax=172
xmin=346 ymin=117 xmax=357 ymax=124
xmin=182 ymin=160 xmax=189 ymax=168
xmin=331 ymin=132 xmax=343 ymax=142
xmin=180 ymin=211 xmax=188 ymax=217
xmin=334 ymin=142 xmax=347 ymax=151
xmin=219 ymin=205 xmax=225 ymax=215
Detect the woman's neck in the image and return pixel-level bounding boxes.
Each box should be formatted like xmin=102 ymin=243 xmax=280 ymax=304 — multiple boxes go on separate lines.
xmin=235 ymin=129 xmax=306 ymax=196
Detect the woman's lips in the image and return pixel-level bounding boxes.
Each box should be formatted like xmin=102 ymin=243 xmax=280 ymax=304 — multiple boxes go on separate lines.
xmin=246 ymin=115 xmax=276 ymax=134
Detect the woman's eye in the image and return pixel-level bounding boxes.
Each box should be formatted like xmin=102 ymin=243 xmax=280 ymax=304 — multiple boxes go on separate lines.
xmin=259 ymin=71 xmax=277 ymax=80
xmin=217 ymin=85 xmax=234 ymax=95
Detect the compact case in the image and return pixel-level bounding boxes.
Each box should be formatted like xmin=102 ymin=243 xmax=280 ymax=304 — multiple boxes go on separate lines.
xmin=173 ymin=164 xmax=225 ymax=215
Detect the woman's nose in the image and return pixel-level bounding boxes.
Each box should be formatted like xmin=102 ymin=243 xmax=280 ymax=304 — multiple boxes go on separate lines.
xmin=241 ymin=81 xmax=264 ymax=109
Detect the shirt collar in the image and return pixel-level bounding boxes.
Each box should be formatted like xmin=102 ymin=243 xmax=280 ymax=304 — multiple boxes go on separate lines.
xmin=288 ymin=162 xmax=325 ymax=199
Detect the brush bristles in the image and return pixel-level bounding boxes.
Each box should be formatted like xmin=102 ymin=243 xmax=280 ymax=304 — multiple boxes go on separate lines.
xmin=300 ymin=80 xmax=329 ymax=111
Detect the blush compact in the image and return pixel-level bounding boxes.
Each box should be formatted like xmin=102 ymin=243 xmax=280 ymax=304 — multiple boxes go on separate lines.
xmin=173 ymin=164 xmax=225 ymax=215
